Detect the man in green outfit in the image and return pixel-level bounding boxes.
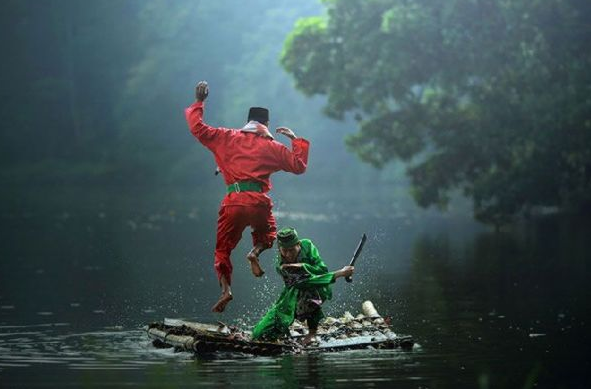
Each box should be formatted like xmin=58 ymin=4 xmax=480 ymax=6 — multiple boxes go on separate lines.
xmin=251 ymin=227 xmax=354 ymax=345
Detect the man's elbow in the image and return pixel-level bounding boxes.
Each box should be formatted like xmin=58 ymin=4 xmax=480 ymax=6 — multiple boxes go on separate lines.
xmin=292 ymin=163 xmax=307 ymax=175
xmin=188 ymin=123 xmax=205 ymax=139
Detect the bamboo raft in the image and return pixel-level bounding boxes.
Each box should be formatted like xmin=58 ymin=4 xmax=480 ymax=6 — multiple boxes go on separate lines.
xmin=146 ymin=301 xmax=414 ymax=356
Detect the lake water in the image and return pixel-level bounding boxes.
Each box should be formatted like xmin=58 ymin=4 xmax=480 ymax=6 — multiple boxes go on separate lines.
xmin=1 ymin=186 xmax=590 ymax=388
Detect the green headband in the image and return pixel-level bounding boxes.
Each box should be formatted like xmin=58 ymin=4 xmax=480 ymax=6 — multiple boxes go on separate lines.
xmin=277 ymin=227 xmax=299 ymax=248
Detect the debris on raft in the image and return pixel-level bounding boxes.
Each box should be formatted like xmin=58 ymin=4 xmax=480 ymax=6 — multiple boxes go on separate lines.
xmin=146 ymin=300 xmax=414 ymax=356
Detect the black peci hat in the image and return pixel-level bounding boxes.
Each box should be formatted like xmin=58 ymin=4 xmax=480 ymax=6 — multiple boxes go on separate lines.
xmin=248 ymin=107 xmax=269 ymax=124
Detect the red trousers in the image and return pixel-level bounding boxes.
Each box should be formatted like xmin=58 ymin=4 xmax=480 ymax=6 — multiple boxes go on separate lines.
xmin=214 ymin=204 xmax=277 ymax=284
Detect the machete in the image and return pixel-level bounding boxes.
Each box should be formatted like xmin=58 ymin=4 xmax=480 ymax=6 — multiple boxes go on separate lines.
xmin=346 ymin=233 xmax=367 ymax=283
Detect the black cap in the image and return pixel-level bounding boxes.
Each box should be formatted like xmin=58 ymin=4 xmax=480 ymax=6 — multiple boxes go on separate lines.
xmin=248 ymin=107 xmax=269 ymax=123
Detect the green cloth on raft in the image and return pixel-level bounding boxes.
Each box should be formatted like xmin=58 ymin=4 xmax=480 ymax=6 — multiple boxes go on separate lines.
xmin=251 ymin=239 xmax=335 ymax=340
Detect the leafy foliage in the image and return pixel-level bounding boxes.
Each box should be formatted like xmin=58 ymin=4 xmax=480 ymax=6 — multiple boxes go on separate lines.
xmin=282 ymin=0 xmax=591 ymax=225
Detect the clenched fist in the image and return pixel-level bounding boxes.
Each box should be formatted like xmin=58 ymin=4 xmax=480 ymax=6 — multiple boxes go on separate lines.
xmin=195 ymin=81 xmax=209 ymax=102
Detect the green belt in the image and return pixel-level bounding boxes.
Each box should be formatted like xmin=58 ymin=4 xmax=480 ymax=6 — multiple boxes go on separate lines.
xmin=227 ymin=181 xmax=263 ymax=194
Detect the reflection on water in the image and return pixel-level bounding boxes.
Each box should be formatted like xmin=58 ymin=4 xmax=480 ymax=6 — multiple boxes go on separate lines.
xmin=1 ymin=189 xmax=590 ymax=387
xmin=0 ymin=325 xmax=172 ymax=370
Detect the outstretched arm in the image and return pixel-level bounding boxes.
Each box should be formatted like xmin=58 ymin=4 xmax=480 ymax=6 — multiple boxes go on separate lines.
xmin=290 ymin=265 xmax=354 ymax=289
xmin=185 ymin=81 xmax=228 ymax=150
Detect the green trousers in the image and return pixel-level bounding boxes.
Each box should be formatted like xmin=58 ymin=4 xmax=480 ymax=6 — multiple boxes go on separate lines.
xmin=252 ymin=272 xmax=334 ymax=340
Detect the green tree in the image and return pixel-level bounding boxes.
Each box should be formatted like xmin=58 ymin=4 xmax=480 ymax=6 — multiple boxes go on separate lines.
xmin=281 ymin=0 xmax=591 ymax=226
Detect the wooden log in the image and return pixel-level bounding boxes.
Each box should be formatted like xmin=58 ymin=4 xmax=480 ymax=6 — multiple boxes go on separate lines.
xmin=148 ymin=321 xmax=413 ymax=356
xmin=306 ymin=335 xmax=413 ymax=353
xmin=148 ymin=322 xmax=297 ymax=356
xmin=146 ymin=299 xmax=414 ymax=357
xmin=147 ymin=327 xmax=195 ymax=351
xmin=361 ymin=301 xmax=381 ymax=318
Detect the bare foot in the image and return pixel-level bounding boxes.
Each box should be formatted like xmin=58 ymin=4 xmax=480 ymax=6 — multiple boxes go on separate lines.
xmin=302 ymin=334 xmax=316 ymax=346
xmin=247 ymin=250 xmax=265 ymax=277
xmin=211 ymin=291 xmax=233 ymax=313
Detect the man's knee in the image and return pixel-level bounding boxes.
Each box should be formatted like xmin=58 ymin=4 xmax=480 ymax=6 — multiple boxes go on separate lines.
xmin=214 ymin=247 xmax=233 ymax=265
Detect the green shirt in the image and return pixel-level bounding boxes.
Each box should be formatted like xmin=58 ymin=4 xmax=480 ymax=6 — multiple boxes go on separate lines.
xmin=252 ymin=239 xmax=335 ymax=341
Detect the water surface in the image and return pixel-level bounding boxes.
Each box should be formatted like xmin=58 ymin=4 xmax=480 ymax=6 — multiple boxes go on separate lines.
xmin=1 ymin=187 xmax=589 ymax=388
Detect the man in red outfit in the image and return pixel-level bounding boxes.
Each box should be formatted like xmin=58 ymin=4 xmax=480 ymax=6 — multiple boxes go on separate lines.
xmin=185 ymin=81 xmax=310 ymax=313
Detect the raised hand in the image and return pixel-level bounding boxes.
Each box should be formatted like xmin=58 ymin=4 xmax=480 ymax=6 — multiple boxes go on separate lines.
xmin=276 ymin=127 xmax=297 ymax=140
xmin=195 ymin=81 xmax=209 ymax=102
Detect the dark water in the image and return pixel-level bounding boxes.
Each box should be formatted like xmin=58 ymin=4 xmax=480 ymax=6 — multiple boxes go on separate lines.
xmin=1 ymin=187 xmax=590 ymax=388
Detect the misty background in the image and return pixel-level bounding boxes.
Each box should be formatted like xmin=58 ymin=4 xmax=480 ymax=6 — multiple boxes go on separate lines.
xmin=1 ymin=0 xmax=413 ymax=196
xmin=1 ymin=0 xmax=466 ymax=322
xmin=1 ymin=1 xmax=590 ymax=387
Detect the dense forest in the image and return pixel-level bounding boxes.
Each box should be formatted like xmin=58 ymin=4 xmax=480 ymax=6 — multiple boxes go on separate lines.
xmin=1 ymin=0 xmax=590 ymax=226
xmin=283 ymin=0 xmax=591 ymax=225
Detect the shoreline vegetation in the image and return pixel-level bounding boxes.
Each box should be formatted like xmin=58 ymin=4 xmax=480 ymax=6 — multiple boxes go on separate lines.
xmin=2 ymin=0 xmax=590 ymax=229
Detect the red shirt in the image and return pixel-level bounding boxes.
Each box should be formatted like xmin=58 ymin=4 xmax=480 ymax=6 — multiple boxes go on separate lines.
xmin=185 ymin=101 xmax=310 ymax=207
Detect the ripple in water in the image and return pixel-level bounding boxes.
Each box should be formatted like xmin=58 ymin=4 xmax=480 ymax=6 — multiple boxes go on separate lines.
xmin=0 ymin=323 xmax=189 ymax=371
